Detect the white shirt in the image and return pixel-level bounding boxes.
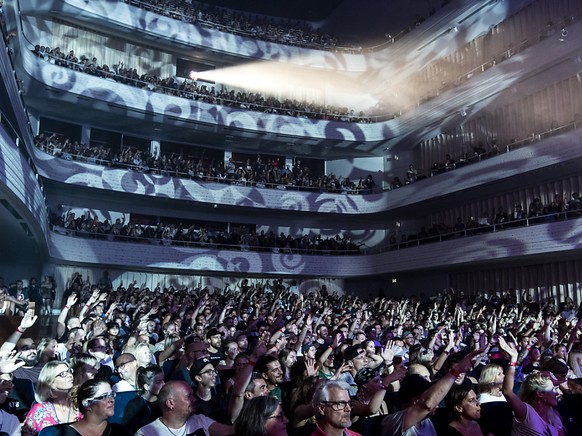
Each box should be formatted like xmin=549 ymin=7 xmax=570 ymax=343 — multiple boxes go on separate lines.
xmin=135 ymin=415 xmax=215 ymax=436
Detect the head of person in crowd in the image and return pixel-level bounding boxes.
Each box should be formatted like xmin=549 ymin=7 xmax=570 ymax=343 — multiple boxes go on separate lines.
xmin=157 ymin=380 xmax=196 ymax=425
xmin=256 ymin=355 xmax=284 ymax=391
xmin=35 ymin=360 xmax=74 ymax=403
xmin=76 ymin=378 xmax=115 ymax=416
xmin=343 ymin=345 xmax=368 ymax=374
xmin=399 ymin=374 xmax=433 ymax=408
xmin=190 ymin=357 xmax=217 ymax=389
xmin=477 ymin=363 xmax=504 ymax=396
xmin=518 ymin=372 xmax=559 ymax=409
xmin=244 ymin=372 xmax=269 ymax=400
xmin=442 ymin=352 xmax=469 ymax=385
xmin=551 ymin=343 xmax=568 ymax=362
xmin=233 ymin=353 xmax=249 ymax=375
xmin=115 ymin=353 xmax=138 ymax=387
xmin=37 ymin=337 xmax=59 ymax=363
xmin=363 ymin=339 xmax=377 ymax=357
xmin=236 ymin=332 xmax=249 ymax=353
xmin=137 ymin=365 xmax=165 ymax=401
xmin=444 ymin=384 xmax=482 ymax=433
xmin=132 ymin=342 xmax=153 ymax=367
xmin=86 ymin=337 xmax=109 ymax=361
xmin=223 ymin=340 xmax=239 ymax=365
xmin=206 ymin=327 xmax=223 ymax=352
xmin=540 ymin=357 xmax=569 ymax=386
xmin=410 ymin=347 xmax=434 ymax=367
xmin=312 ymin=380 xmax=353 ymax=434
xmin=278 ymin=348 xmax=297 ymax=381
xmin=185 ymin=340 xmax=210 ymax=366
xmin=70 ymin=353 xmax=100 ymax=386
xmin=16 ymin=337 xmax=39 ymax=367
xmin=408 ymin=363 xmax=432 ymax=382
xmin=235 ymin=395 xmax=288 ymax=436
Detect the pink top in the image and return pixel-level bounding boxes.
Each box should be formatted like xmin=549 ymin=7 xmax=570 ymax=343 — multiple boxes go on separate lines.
xmin=23 ymin=401 xmax=82 ymax=435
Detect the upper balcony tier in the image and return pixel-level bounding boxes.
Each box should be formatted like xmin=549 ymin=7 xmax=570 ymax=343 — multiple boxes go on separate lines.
xmin=32 ymin=128 xmax=582 ymax=217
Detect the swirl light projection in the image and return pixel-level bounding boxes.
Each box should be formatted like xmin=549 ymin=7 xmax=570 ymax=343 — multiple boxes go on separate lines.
xmin=32 ymin=128 xmax=582 ymax=214
xmin=48 ymin=218 xmax=582 ymax=276
xmin=0 ymin=130 xmax=48 ymax=235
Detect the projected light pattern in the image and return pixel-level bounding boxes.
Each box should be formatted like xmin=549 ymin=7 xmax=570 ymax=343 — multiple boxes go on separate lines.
xmin=0 ymin=130 xmax=49 ymax=234
xmin=31 ymin=128 xmax=582 ymax=214
xmin=47 ymin=218 xmax=582 ymax=276
xmin=19 ymin=0 xmax=520 ymax=119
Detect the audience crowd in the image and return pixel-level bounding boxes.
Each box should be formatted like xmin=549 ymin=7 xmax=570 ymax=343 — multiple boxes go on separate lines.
xmin=34 ymin=133 xmax=377 ymax=195
xmin=0 ymin=272 xmax=581 ymax=435
xmin=30 ymin=43 xmax=373 ymax=123
xmin=126 ymin=0 xmax=343 ymax=51
xmin=391 ymin=192 xmax=582 ymax=249
xmin=49 ymin=209 xmax=363 ymax=255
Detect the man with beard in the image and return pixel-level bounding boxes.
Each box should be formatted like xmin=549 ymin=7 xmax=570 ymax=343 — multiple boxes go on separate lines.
xmin=10 ymin=336 xmax=44 ymax=410
xmin=255 ymin=355 xmax=285 ymax=402
xmin=311 ymin=380 xmax=361 ymax=436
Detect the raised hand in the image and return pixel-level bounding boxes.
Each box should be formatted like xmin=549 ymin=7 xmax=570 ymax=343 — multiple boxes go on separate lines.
xmin=19 ymin=309 xmax=38 ymax=330
xmin=305 ymin=357 xmax=319 ymax=377
xmin=66 ymin=293 xmax=78 ymax=308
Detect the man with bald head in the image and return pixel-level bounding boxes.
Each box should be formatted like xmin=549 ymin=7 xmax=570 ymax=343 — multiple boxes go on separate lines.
xmin=113 ymin=353 xmax=138 ymax=392
xmin=135 ymin=380 xmax=232 ymax=435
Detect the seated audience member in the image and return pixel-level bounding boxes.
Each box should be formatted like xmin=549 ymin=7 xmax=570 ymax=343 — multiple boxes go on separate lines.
xmin=311 ymin=380 xmax=361 ymax=436
xmin=23 ymin=361 xmax=81 ymax=435
xmin=112 ymin=353 xmax=138 ymax=392
xmin=123 ymin=365 xmax=165 ymax=434
xmin=235 ymin=395 xmax=289 ymax=436
xmin=134 ymin=380 xmax=232 ymax=435
xmin=53 ymin=379 xmax=125 ymax=435
xmin=0 ymin=367 xmax=23 ymax=435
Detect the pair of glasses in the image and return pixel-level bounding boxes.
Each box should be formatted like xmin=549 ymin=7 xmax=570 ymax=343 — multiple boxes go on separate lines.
xmin=321 ymin=401 xmax=352 ymax=411
xmin=56 ymin=368 xmax=74 ymax=378
xmin=91 ymin=391 xmax=116 ymax=402
xmin=116 ymin=360 xmax=135 ymax=372
xmin=200 ymin=369 xmax=217 ymax=376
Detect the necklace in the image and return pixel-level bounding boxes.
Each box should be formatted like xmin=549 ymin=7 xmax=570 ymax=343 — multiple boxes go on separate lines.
xmin=51 ymin=400 xmax=72 ymax=424
xmin=160 ymin=418 xmax=187 ymax=436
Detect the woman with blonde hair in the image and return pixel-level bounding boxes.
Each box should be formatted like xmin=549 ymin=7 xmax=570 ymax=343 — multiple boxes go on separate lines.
xmin=22 ymin=361 xmax=81 ymax=435
xmin=499 ymin=337 xmax=565 ymax=436
xmin=476 ymin=363 xmax=512 ymax=436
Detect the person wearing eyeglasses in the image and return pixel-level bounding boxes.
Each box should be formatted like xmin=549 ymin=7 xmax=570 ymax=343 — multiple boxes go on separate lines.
xmin=22 ymin=361 xmax=81 ymax=435
xmin=235 ymin=395 xmax=289 ymax=436
xmin=53 ymin=379 xmax=125 ymax=435
xmin=190 ymin=357 xmax=228 ymax=423
xmin=311 ymin=380 xmax=361 ymax=436
xmin=112 ymin=353 xmax=139 ymax=392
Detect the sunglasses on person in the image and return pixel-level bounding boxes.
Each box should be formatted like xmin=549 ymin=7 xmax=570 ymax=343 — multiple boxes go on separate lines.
xmin=90 ymin=391 xmax=116 ymax=402
xmin=56 ymin=368 xmax=74 ymax=378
